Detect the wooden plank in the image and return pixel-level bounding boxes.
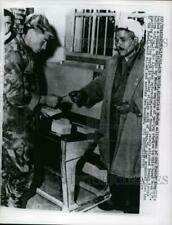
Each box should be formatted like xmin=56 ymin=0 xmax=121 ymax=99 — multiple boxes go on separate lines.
xmin=66 ymin=52 xmax=111 ymax=65
xmin=36 ymin=188 xmax=63 ymax=208
xmin=61 ymin=140 xmax=69 ymax=211
xmin=75 ymin=12 xmax=116 ymax=17
xmin=65 ymin=140 xmax=92 ymax=161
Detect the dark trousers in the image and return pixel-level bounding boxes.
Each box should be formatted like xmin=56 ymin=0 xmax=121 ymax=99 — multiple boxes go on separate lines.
xmin=109 ymin=174 xmax=140 ymax=213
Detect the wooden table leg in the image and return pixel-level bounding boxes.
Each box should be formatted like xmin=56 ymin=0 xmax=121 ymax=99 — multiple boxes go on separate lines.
xmin=61 ymin=140 xmax=69 ymax=211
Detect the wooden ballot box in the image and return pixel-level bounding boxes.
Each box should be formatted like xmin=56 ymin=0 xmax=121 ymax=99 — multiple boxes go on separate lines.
xmin=30 ymin=62 xmax=110 ymax=211
xmin=33 ymin=113 xmax=110 ymax=212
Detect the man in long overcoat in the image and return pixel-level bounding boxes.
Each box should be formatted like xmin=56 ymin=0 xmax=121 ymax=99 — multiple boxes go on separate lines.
xmin=69 ymin=18 xmax=145 ymax=213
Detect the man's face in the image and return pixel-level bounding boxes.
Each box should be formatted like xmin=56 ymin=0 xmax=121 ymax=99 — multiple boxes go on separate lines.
xmin=115 ymin=29 xmax=138 ymax=57
xmin=5 ymin=16 xmax=12 ymax=35
xmin=26 ymin=28 xmax=49 ymax=54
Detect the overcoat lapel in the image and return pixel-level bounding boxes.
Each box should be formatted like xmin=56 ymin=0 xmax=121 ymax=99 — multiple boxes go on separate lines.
xmin=123 ymin=49 xmax=145 ymax=103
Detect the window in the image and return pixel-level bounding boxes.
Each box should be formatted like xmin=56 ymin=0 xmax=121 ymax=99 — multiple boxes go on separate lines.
xmin=71 ymin=9 xmax=116 ymax=56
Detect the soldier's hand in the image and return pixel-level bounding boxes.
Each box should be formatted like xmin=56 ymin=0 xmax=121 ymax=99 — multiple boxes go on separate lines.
xmin=40 ymin=95 xmax=62 ymax=108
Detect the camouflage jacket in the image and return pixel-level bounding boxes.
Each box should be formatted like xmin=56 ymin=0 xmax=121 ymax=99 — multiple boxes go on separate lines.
xmin=3 ymin=35 xmax=40 ymax=134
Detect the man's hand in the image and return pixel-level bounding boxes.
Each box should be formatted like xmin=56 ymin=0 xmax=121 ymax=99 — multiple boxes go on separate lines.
xmin=114 ymin=101 xmax=142 ymax=116
xmin=40 ymin=95 xmax=62 ymax=108
xmin=69 ymin=90 xmax=88 ymax=107
xmin=114 ymin=102 xmax=131 ymax=114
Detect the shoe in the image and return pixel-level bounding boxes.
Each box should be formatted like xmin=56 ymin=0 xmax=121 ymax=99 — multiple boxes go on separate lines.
xmin=123 ymin=201 xmax=139 ymax=214
xmin=123 ymin=191 xmax=140 ymax=213
xmin=124 ymin=207 xmax=139 ymax=214
xmin=98 ymin=198 xmax=125 ymax=211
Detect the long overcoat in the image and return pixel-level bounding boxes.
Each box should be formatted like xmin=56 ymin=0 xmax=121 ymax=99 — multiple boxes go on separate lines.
xmin=82 ymin=47 xmax=144 ymax=178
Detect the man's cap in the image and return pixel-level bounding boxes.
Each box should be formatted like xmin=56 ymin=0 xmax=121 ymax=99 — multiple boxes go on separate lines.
xmin=25 ymin=14 xmax=53 ymax=38
xmin=115 ymin=18 xmax=145 ymax=42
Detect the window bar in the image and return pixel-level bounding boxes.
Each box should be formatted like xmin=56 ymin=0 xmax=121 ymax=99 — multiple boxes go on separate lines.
xmin=103 ymin=16 xmax=108 ymax=56
xmin=90 ymin=15 xmax=96 ymax=54
xmin=72 ymin=15 xmax=76 ymax=52
xmin=95 ymin=16 xmax=100 ymax=55
xmin=87 ymin=16 xmax=92 ymax=53
xmin=112 ymin=22 xmax=115 ymax=56
xmin=81 ymin=16 xmax=85 ymax=51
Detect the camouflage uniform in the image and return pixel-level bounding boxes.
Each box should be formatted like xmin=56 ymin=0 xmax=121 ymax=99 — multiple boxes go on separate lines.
xmin=1 ymin=13 xmax=55 ymax=208
xmin=1 ymin=35 xmax=40 ymax=207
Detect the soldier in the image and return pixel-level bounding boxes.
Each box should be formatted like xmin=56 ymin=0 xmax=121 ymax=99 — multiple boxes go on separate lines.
xmin=1 ymin=13 xmax=60 ymax=208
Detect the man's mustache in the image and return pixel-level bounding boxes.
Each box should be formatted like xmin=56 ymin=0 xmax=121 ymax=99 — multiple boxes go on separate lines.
xmin=115 ymin=47 xmax=124 ymax=51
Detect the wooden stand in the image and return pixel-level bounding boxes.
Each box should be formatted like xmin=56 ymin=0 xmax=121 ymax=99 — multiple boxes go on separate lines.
xmin=34 ymin=129 xmax=110 ymax=212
